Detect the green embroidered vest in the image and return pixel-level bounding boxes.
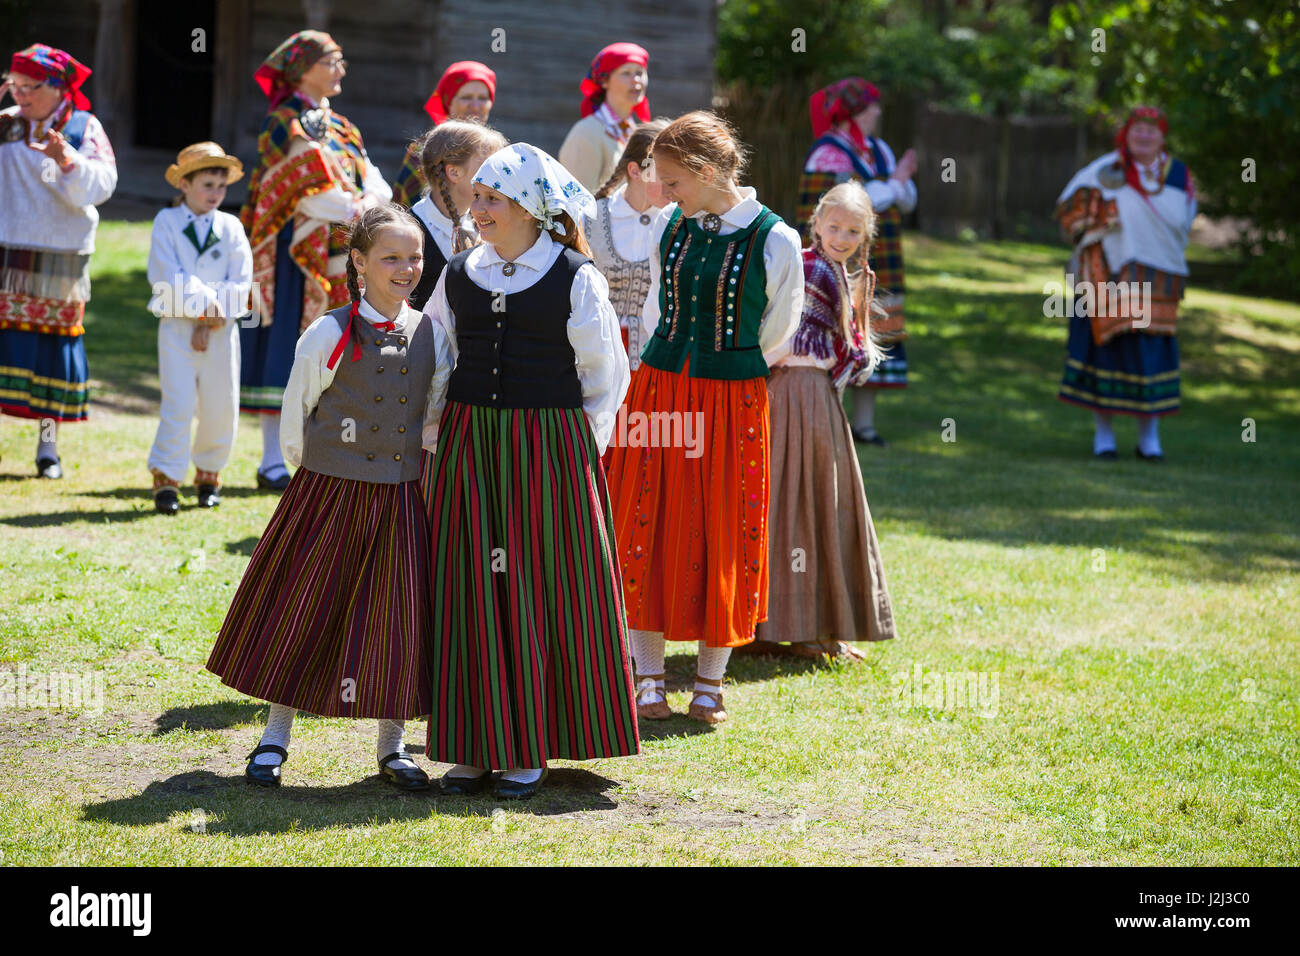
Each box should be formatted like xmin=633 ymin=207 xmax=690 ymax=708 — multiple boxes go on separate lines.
xmin=641 ymin=205 xmax=781 ymax=381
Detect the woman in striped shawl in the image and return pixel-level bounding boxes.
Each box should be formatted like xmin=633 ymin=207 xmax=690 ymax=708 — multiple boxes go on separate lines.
xmin=420 ymin=143 xmax=638 ymax=800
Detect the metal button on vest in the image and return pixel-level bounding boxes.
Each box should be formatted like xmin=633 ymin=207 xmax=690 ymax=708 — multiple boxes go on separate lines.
xmin=374 ymin=395 xmax=382 ymax=402
xmin=399 ymin=396 xmax=407 ymax=404
xmin=492 ymin=393 xmax=498 ymax=400
xmin=377 ymin=366 xmax=384 ymax=372
xmin=374 ymin=338 xmax=382 ymax=346
xmin=370 ymin=424 xmax=379 ymax=432
xmin=492 ymin=368 xmax=498 ymax=375
xmin=393 ymin=453 xmax=401 ymax=462
xmin=366 ymin=453 xmax=375 ymax=460
xmin=401 ymin=366 xmax=408 ymax=374
xmin=397 ymin=425 xmax=406 ymax=433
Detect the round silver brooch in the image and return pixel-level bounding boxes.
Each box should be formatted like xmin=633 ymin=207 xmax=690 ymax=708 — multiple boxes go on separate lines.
xmin=300 ymin=108 xmax=328 ymax=141
xmin=502 ymin=262 xmax=516 ymax=277
xmin=639 ymin=213 xmax=652 ymax=226
xmin=701 ymin=213 xmax=722 ymax=233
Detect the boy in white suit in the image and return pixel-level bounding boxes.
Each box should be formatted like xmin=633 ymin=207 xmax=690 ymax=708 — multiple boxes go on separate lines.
xmin=146 ymin=142 xmax=253 ymax=514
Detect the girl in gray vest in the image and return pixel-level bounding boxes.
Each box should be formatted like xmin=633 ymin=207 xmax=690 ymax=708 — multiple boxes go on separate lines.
xmin=207 ymin=203 xmax=452 ymax=792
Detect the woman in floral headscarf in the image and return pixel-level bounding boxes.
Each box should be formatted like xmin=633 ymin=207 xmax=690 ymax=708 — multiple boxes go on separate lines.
xmin=390 ymin=60 xmax=497 ymax=209
xmin=0 ymin=44 xmax=117 ymax=478
xmin=558 ymin=42 xmax=650 ymax=193
xmin=797 ymin=77 xmax=916 ymax=446
xmin=238 ymin=30 xmax=391 ymax=490
xmin=1056 ymin=106 xmax=1196 ymax=462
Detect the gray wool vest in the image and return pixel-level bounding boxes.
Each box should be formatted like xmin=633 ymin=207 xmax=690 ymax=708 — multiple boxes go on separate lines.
xmin=300 ymin=303 xmax=437 ymax=483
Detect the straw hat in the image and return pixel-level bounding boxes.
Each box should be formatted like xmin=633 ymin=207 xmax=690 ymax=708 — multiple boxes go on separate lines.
xmin=165 ymin=142 xmax=244 ymax=188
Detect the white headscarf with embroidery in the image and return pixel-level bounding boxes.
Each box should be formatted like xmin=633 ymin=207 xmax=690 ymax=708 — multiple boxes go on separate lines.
xmin=472 ymin=143 xmax=595 ymax=237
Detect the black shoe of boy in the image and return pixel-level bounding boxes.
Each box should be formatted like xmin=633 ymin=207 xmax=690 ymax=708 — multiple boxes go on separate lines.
xmin=36 ymin=456 xmax=62 ymax=479
xmin=196 ymin=484 xmax=221 ymax=508
xmin=154 ymin=487 xmax=180 ymax=515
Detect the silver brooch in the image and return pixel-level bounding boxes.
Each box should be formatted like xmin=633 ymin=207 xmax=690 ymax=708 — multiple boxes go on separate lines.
xmin=701 ymin=213 xmax=722 ymax=233
xmin=502 ymin=262 xmax=516 ymax=277
xmin=639 ymin=213 xmax=652 ymax=226
xmin=1097 ymin=162 xmax=1126 ymax=190
xmin=300 ymin=108 xmax=328 ymax=141
xmin=1 ymin=116 xmax=28 ymax=142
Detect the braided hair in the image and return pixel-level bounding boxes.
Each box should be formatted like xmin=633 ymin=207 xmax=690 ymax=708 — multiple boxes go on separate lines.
xmin=417 ymin=119 xmax=508 ymax=254
xmin=593 ymin=118 xmax=667 ymax=199
xmin=340 ymin=202 xmax=423 ymax=303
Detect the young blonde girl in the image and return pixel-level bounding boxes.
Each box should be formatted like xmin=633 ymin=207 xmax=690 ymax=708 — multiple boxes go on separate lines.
xmin=207 ymin=203 xmax=452 ymax=791
xmin=752 ymin=181 xmax=897 ymax=659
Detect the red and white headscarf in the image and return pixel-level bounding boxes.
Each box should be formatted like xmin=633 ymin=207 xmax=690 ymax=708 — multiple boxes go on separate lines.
xmin=9 ymin=43 xmax=92 ymax=110
xmin=253 ymin=30 xmax=341 ymax=110
xmin=1115 ymin=105 xmax=1172 ymax=196
xmin=809 ymin=77 xmax=881 ymax=154
xmin=424 ymin=61 xmax=496 ymax=124
xmin=579 ymin=42 xmax=650 ymax=121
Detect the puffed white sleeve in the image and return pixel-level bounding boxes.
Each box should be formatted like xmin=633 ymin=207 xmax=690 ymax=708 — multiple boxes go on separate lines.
xmin=291 ymin=137 xmax=362 ymax=223
xmin=758 ymin=221 xmax=806 ymax=367
xmin=420 ymin=264 xmax=457 ymax=362
xmin=422 ymin=315 xmax=453 ymax=453
xmin=639 ymin=207 xmax=673 ymax=345
xmin=279 ymin=314 xmax=339 ymax=468
xmin=569 ymin=262 xmax=629 ymax=455
xmin=360 ymin=150 xmax=393 ymax=206
xmin=54 ymin=114 xmax=117 ymax=209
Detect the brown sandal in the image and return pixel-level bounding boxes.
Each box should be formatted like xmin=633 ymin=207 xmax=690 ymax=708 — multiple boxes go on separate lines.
xmin=687 ymin=676 xmax=728 ymax=724
xmin=635 ymin=674 xmax=671 ymax=720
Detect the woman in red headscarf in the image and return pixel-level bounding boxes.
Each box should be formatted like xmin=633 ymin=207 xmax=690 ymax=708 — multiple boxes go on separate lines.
xmin=1055 ymin=107 xmax=1196 ymax=462
xmin=238 ymin=30 xmax=392 ymax=490
xmin=796 ymin=77 xmax=917 ymax=447
xmin=558 ymin=42 xmax=650 ymax=193
xmin=390 ymin=61 xmax=497 ymax=209
xmin=0 ymin=44 xmax=117 ymax=478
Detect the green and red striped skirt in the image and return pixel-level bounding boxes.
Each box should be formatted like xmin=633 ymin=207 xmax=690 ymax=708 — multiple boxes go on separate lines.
xmin=206 ymin=467 xmax=432 ymax=719
xmin=423 ymin=402 xmax=640 ymax=770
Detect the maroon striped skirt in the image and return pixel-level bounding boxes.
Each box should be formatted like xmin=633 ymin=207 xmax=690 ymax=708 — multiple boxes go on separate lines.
xmin=206 ymin=467 xmax=432 ymax=719
xmin=424 ymin=402 xmax=640 ymax=770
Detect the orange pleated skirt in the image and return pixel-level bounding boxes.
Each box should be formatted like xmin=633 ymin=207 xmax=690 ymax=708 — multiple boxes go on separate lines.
xmin=605 ymin=358 xmax=770 ymax=647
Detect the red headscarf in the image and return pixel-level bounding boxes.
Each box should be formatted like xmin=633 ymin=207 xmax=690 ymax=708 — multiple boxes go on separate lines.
xmin=254 ymin=30 xmax=341 ymax=110
xmin=9 ymin=44 xmax=92 ymax=110
xmin=424 ymin=61 xmax=496 ymax=124
xmin=579 ymin=42 xmax=650 ymax=121
xmin=1115 ymin=105 xmax=1170 ymax=196
xmin=809 ymin=77 xmax=880 ymax=153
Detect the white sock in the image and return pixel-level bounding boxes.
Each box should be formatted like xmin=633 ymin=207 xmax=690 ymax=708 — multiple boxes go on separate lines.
xmin=447 ymin=764 xmax=487 ymax=779
xmin=852 ymin=389 xmax=877 ymax=433
xmin=1093 ymin=412 xmax=1116 ymax=454
xmin=695 ymin=643 xmax=731 ymax=698
xmin=260 ymin=414 xmax=287 ymax=475
xmin=630 ymin=629 xmax=666 ymax=703
xmin=1137 ymin=415 xmax=1162 ymax=456
xmin=500 ymin=767 xmax=544 ymax=784
xmin=254 ymin=703 xmax=295 ymax=765
xmin=36 ymin=418 xmax=58 ymax=461
xmin=376 ymin=719 xmax=419 ymax=771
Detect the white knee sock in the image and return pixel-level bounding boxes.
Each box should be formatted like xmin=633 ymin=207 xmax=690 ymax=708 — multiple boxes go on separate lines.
xmin=1093 ymin=412 xmax=1116 ymax=454
xmin=376 ymin=719 xmax=418 ymax=770
xmin=500 ymin=767 xmax=544 ymax=783
xmin=255 ymin=703 xmax=295 ymax=765
xmin=260 ymin=414 xmax=286 ymax=475
xmin=695 ymin=643 xmax=731 ymax=697
xmin=1137 ymin=415 xmax=1162 ymax=456
xmin=852 ymin=389 xmax=877 ymax=433
xmin=447 ymin=764 xmax=487 ymax=779
xmin=630 ymin=629 xmax=666 ymax=703
xmin=36 ymin=418 xmax=58 ymax=461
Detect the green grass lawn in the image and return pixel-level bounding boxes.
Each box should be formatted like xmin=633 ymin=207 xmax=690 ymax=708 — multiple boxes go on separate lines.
xmin=1 ymin=224 xmax=1296 ymax=865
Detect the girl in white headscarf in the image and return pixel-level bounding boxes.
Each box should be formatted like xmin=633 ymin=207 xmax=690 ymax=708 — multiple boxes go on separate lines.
xmin=419 ymin=144 xmax=639 ymax=800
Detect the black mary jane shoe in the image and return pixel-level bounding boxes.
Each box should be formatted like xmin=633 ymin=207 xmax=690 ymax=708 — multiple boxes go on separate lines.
xmin=492 ymin=769 xmax=549 ymax=801
xmin=256 ymin=467 xmax=291 ymax=491
xmin=36 ymin=456 xmax=62 ymax=479
xmin=850 ymin=427 xmax=887 ymax=447
xmin=1134 ymin=447 xmax=1165 ymax=463
xmin=154 ymin=487 xmax=180 ymax=515
xmin=196 ymin=483 xmax=221 ymax=508
xmin=379 ymin=752 xmax=431 ymax=791
xmin=245 ymin=744 xmax=287 ymax=788
xmin=1094 ymin=449 xmax=1118 ymax=461
xmin=438 ymin=769 xmax=493 ymax=796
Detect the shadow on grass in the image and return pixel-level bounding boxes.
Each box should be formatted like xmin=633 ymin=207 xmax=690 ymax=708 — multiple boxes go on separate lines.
xmin=81 ymin=766 xmax=623 ymax=833
xmin=0 ymin=507 xmax=157 ymax=528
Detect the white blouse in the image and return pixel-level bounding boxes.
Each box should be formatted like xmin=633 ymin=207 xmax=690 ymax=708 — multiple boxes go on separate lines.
xmin=280 ymin=296 xmax=452 ymax=467
xmin=604 ymin=185 xmax=662 ymax=263
xmin=641 ymin=186 xmax=805 ymax=368
xmin=410 ymin=195 xmax=478 ymax=262
xmin=421 ymin=230 xmax=630 ymax=454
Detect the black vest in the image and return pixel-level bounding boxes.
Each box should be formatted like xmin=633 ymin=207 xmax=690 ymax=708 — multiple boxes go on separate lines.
xmin=445 ymin=246 xmax=588 ymax=409
xmin=409 ymin=216 xmax=449 ymax=313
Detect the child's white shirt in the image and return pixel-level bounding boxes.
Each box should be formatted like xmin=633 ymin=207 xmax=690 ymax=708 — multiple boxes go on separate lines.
xmin=420 ymin=230 xmax=630 ymax=455
xmin=280 ymin=297 xmax=453 ymax=467
xmin=147 ymin=204 xmax=253 ymax=320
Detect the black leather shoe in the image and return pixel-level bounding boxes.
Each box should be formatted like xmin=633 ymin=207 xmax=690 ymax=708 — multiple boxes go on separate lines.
xmin=245 ymin=744 xmax=287 ymax=787
xmin=438 ymin=769 xmax=493 ymax=796
xmin=154 ymin=487 xmax=180 ymax=515
xmin=1134 ymin=447 xmax=1164 ymax=463
xmin=196 ymin=483 xmax=221 ymax=508
xmin=36 ymin=456 xmax=62 ymax=479
xmin=851 ymin=427 xmax=886 ymax=446
xmin=256 ymin=467 xmax=291 ymax=491
xmin=379 ymin=752 xmax=431 ymax=791
xmin=492 ymin=769 xmax=549 ymax=800
xmin=1094 ymin=449 xmax=1118 ymax=460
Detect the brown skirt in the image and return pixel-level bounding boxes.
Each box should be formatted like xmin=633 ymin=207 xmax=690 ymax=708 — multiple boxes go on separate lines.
xmin=756 ymin=365 xmax=897 ymax=645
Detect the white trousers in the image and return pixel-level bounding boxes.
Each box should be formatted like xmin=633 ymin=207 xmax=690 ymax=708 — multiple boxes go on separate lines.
xmin=146 ymin=317 xmax=239 ymax=481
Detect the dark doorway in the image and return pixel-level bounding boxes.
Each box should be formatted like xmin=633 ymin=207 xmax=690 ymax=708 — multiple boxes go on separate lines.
xmin=133 ymin=0 xmax=216 ymax=148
